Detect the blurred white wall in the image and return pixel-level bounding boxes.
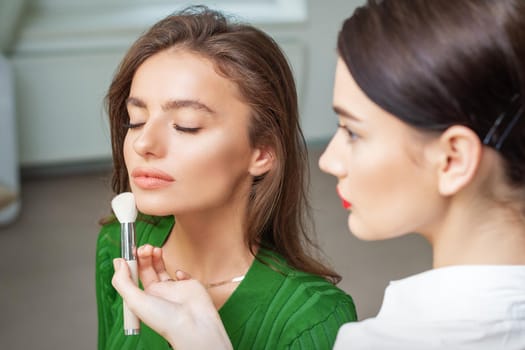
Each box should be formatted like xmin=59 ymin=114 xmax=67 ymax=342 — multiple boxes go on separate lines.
xmin=5 ymin=0 xmax=362 ymax=167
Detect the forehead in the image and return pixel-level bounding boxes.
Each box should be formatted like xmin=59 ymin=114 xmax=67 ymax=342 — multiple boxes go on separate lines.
xmin=130 ymin=49 xmax=244 ymax=104
xmin=333 ymin=57 xmax=430 ymax=143
xmin=333 ymin=58 xmax=379 ymax=119
xmin=333 ymin=58 xmax=401 ymax=124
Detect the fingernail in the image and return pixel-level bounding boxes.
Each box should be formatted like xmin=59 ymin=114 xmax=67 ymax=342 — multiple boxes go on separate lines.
xmin=113 ymin=259 xmax=121 ymax=270
xmin=175 ymin=270 xmax=190 ymax=280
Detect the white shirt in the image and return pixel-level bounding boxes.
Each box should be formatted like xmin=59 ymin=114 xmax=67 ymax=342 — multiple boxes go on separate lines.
xmin=334 ymin=265 xmax=525 ymax=349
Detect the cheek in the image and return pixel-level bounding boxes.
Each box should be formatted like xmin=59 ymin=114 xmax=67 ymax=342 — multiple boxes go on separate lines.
xmin=347 ymin=149 xmax=426 ymax=239
xmin=174 ymin=131 xmax=253 ymax=190
xmin=347 ymin=148 xmax=402 ymax=197
xmin=122 ymin=134 xmax=133 ymax=170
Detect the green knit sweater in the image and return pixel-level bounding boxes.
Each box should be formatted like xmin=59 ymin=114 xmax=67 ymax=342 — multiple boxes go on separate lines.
xmin=96 ymin=216 xmax=357 ymax=349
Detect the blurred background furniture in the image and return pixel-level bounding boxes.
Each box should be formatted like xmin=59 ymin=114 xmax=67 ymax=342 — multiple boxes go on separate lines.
xmin=0 ymin=54 xmax=20 ymax=225
xmin=0 ymin=0 xmax=25 ymax=226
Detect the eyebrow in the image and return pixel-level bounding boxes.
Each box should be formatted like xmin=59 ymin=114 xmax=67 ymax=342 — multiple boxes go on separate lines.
xmin=332 ymin=105 xmax=362 ymax=122
xmin=126 ymin=97 xmax=216 ymax=114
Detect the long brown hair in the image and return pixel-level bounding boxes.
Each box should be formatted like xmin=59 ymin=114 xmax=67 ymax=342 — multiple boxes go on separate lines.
xmin=106 ymin=6 xmax=340 ymax=283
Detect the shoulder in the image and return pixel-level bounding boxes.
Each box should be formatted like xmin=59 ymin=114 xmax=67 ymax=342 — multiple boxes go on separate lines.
xmin=257 ymin=250 xmax=357 ymax=347
xmin=96 ymin=218 xmax=121 ymax=255
xmin=280 ymin=266 xmax=357 ymax=321
xmin=96 ymin=218 xmax=121 ymax=278
xmin=258 ymin=249 xmax=355 ymax=308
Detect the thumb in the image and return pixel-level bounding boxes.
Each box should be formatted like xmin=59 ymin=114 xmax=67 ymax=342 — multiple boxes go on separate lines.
xmin=112 ymin=258 xmax=137 ymax=298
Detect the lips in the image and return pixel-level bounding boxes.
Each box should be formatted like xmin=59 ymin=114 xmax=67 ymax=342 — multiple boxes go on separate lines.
xmin=337 ymin=187 xmax=352 ymax=210
xmin=131 ymin=168 xmax=174 ymax=189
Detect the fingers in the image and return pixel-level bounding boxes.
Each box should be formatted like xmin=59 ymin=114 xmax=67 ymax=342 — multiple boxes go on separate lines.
xmin=113 ymin=260 xmax=233 ymax=350
xmin=112 ymin=259 xmax=183 ymax=338
xmin=136 ymin=244 xmax=157 ymax=286
xmin=151 ymin=246 xmax=172 ymax=282
xmin=137 ymin=245 xmax=170 ymax=287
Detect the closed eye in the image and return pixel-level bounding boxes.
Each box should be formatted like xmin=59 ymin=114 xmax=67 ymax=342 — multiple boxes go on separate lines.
xmin=123 ymin=122 xmax=145 ymax=129
xmin=174 ymin=124 xmax=201 ymax=133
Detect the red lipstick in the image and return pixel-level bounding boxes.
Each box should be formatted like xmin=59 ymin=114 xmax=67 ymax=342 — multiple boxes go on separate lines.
xmin=337 ymin=188 xmax=352 ymax=210
xmin=131 ymin=168 xmax=174 ymax=189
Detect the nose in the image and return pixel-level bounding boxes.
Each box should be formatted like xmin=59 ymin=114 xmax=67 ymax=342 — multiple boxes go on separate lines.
xmin=131 ymin=118 xmax=167 ymax=158
xmin=318 ymin=131 xmax=347 ymax=178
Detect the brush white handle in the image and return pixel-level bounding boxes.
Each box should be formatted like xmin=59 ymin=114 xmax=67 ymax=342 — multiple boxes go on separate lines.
xmin=124 ymin=259 xmax=140 ymax=335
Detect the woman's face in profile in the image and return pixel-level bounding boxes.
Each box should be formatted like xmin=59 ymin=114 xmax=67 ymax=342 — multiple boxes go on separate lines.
xmin=319 ymin=58 xmax=440 ymax=241
xmin=123 ymin=48 xmax=259 ymax=216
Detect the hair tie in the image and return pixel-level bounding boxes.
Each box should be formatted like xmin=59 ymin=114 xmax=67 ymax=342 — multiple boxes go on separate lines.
xmin=483 ymin=94 xmax=523 ymax=150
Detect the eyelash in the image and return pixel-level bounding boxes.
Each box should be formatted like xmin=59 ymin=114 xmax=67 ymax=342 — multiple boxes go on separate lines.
xmin=337 ymin=122 xmax=359 ymax=141
xmin=123 ymin=122 xmax=144 ymax=129
xmin=123 ymin=122 xmax=201 ymax=133
xmin=174 ymin=125 xmax=201 ymax=133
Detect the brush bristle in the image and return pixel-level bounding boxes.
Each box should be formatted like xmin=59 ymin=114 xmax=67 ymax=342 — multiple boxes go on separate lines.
xmin=111 ymin=192 xmax=138 ymax=223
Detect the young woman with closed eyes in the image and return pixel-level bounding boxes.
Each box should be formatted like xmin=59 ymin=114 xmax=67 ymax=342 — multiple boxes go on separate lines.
xmin=96 ymin=6 xmax=356 ymax=350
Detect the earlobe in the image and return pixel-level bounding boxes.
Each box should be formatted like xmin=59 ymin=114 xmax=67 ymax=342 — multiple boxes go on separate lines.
xmin=437 ymin=126 xmax=482 ymax=196
xmin=248 ymin=147 xmax=275 ymax=177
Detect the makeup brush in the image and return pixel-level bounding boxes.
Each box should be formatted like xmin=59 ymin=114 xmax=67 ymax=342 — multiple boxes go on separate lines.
xmin=111 ymin=192 xmax=140 ymax=335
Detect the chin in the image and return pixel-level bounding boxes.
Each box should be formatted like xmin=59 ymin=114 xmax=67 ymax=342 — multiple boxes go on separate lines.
xmin=350 ymin=228 xmax=380 ymax=241
xmin=136 ymin=204 xmax=171 ymax=217
xmin=348 ymin=216 xmax=391 ymax=241
xmin=133 ymin=196 xmax=171 ymax=217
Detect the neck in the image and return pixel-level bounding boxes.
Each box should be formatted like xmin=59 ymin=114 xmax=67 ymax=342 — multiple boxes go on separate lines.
xmin=162 ymin=209 xmax=255 ymax=284
xmin=429 ymin=198 xmax=525 ymax=268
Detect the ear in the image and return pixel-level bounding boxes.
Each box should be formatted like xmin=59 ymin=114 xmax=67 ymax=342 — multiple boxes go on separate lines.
xmin=436 ymin=126 xmax=482 ymax=196
xmin=248 ymin=146 xmax=275 ymax=177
